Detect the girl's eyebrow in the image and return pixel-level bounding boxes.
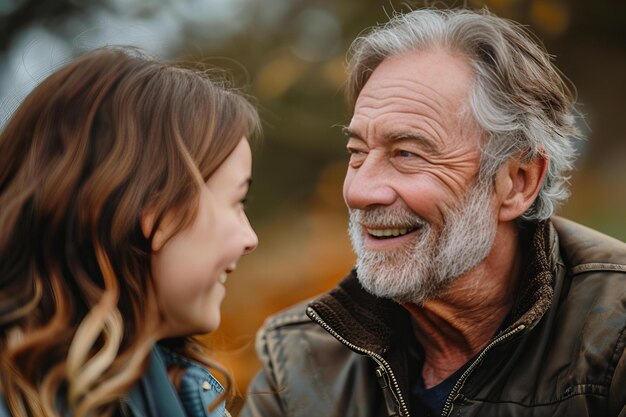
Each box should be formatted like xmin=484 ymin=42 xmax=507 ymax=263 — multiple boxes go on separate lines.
xmin=241 ymin=178 xmax=252 ymax=189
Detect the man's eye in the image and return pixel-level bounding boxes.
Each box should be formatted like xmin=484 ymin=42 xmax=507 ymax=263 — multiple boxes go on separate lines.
xmin=398 ymin=150 xmax=417 ymax=158
xmin=347 ymin=148 xmax=367 ymax=168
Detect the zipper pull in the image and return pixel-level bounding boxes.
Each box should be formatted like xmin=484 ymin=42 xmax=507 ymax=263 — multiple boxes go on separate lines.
xmin=376 ymin=366 xmax=401 ymax=416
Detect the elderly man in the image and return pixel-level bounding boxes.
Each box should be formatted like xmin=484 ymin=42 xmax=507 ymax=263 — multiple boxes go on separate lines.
xmin=241 ymin=8 xmax=626 ymax=417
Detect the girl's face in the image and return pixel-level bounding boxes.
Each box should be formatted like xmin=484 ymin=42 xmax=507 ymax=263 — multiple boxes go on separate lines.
xmin=150 ymin=138 xmax=258 ymax=337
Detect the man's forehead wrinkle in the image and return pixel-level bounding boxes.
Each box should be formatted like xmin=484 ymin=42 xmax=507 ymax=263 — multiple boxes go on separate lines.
xmin=352 ymin=101 xmax=449 ymax=148
xmin=351 ymin=107 xmax=445 ymax=136
xmin=359 ymin=77 xmax=453 ymax=109
xmin=351 ymin=73 xmax=470 ymax=151
xmin=354 ymin=90 xmax=451 ymax=128
xmin=355 ymin=93 xmax=445 ymax=115
xmin=354 ymin=96 xmax=448 ymax=132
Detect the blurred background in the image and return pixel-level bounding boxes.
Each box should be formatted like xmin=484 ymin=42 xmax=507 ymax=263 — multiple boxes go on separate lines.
xmin=1 ymin=0 xmax=625 ymax=413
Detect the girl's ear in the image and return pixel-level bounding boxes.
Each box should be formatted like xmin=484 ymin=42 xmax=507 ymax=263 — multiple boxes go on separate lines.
xmin=494 ymin=154 xmax=548 ymax=222
xmin=140 ymin=209 xmax=168 ymax=252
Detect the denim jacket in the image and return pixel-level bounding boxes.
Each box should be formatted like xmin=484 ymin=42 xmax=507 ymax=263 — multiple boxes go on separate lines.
xmin=123 ymin=344 xmax=229 ymax=417
xmin=0 ymin=344 xmax=229 ymax=417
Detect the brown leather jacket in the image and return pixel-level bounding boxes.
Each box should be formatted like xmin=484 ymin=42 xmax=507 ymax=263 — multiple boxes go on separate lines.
xmin=241 ymin=218 xmax=626 ymax=417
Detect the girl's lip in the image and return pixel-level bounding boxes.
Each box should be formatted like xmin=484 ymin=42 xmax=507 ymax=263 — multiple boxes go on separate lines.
xmin=218 ymin=261 xmax=238 ymax=285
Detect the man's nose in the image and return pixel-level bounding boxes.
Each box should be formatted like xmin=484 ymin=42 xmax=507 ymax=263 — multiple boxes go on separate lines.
xmin=343 ymin=155 xmax=397 ymax=210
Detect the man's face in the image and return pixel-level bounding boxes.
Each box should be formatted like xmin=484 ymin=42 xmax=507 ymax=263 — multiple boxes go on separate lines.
xmin=343 ymin=48 xmax=498 ymax=304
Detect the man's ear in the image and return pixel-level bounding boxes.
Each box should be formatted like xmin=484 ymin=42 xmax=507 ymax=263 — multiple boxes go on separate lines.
xmin=140 ymin=209 xmax=168 ymax=252
xmin=494 ymin=154 xmax=548 ymax=222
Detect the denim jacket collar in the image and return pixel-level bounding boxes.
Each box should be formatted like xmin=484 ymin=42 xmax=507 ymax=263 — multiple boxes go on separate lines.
xmin=125 ymin=344 xmax=226 ymax=417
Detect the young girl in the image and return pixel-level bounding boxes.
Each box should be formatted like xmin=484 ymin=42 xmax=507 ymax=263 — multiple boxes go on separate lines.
xmin=0 ymin=48 xmax=260 ymax=417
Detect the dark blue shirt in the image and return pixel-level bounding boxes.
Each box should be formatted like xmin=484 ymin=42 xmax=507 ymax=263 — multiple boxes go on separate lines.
xmin=410 ymin=362 xmax=470 ymax=417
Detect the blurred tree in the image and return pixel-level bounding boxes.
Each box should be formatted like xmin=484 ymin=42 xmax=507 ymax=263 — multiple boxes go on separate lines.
xmin=0 ymin=0 xmax=88 ymax=52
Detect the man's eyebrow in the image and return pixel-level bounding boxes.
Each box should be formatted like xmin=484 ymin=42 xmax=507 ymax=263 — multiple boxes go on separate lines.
xmin=342 ymin=127 xmax=363 ymax=140
xmin=386 ymin=131 xmax=438 ymax=152
xmin=341 ymin=127 xmax=438 ymax=152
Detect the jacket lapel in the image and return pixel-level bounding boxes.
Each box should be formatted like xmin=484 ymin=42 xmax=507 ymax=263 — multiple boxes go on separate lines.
xmin=125 ymin=347 xmax=188 ymax=417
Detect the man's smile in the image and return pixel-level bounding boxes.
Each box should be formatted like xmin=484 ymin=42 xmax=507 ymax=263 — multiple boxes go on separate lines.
xmin=365 ymin=226 xmax=419 ymax=239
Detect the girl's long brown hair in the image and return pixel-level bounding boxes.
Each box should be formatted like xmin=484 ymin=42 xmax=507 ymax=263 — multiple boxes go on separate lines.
xmin=0 ymin=47 xmax=260 ymax=417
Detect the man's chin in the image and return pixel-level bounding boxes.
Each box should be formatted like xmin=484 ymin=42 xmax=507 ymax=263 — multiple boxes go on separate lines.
xmin=357 ymin=274 xmax=427 ymax=303
xmin=356 ymin=268 xmax=459 ymax=306
xmin=391 ymin=287 xmax=441 ymax=306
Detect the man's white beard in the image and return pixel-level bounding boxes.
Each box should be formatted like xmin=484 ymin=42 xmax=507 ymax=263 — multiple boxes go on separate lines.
xmin=348 ymin=181 xmax=498 ymax=305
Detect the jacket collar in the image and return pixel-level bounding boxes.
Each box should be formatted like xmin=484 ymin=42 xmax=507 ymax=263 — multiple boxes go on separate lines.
xmin=308 ymin=220 xmax=558 ymax=355
xmin=504 ymin=220 xmax=557 ymax=333
xmin=309 ymin=269 xmax=409 ymax=355
xmin=125 ymin=344 xmax=226 ymax=417
xmin=125 ymin=345 xmax=189 ymax=417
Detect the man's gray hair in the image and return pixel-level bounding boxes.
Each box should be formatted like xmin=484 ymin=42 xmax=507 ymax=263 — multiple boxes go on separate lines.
xmin=346 ymin=8 xmax=582 ymax=221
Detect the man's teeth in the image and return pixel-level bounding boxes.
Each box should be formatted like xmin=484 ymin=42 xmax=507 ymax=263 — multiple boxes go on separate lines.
xmin=218 ymin=272 xmax=228 ymax=284
xmin=367 ymin=227 xmax=414 ymax=238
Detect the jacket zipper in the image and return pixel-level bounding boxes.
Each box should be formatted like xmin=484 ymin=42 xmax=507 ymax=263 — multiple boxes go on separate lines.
xmin=376 ymin=366 xmax=403 ymax=416
xmin=307 ymin=306 xmax=410 ymax=417
xmin=440 ymin=324 xmax=527 ymax=417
